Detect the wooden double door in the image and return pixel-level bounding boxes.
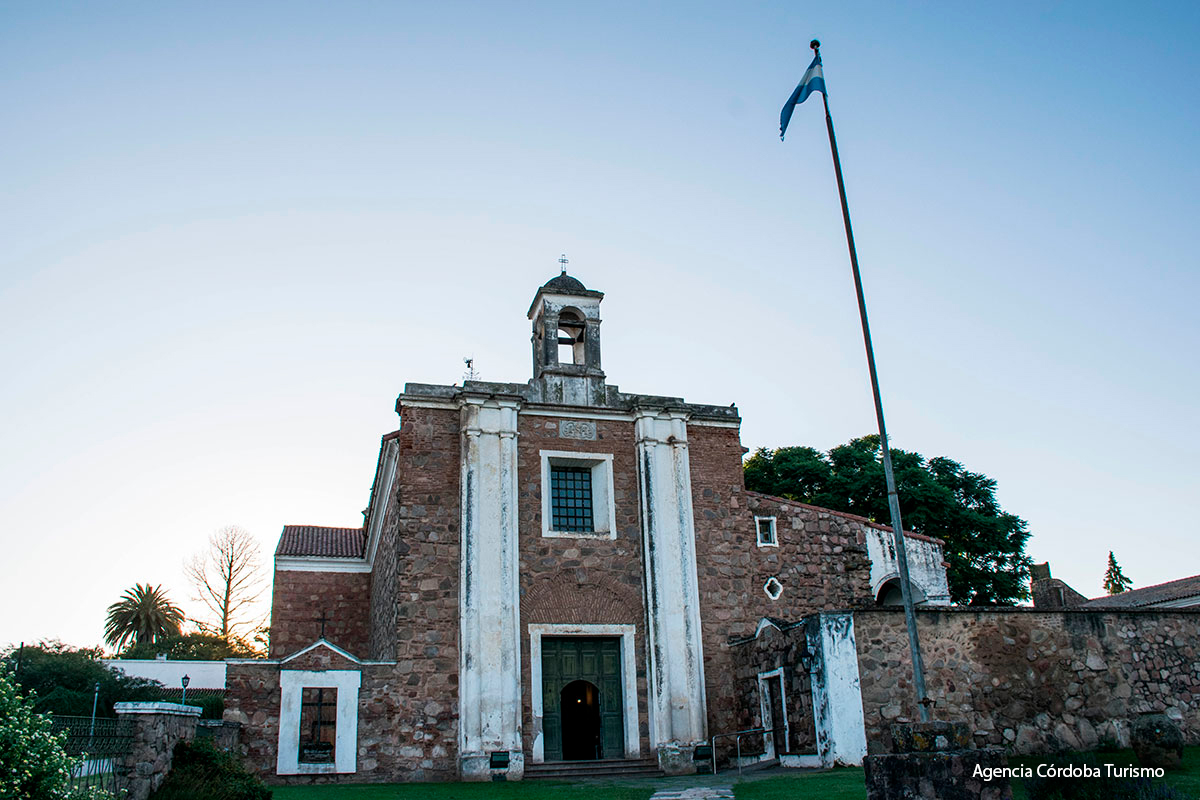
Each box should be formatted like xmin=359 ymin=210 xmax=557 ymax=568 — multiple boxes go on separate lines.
xmin=541 ymin=637 xmax=624 ymax=761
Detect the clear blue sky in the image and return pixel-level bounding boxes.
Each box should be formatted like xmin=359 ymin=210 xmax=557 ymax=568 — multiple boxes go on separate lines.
xmin=2 ymin=1 xmax=1197 ymax=648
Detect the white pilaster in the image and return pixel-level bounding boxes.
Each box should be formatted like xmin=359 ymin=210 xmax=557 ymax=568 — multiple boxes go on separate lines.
xmin=807 ymin=612 xmax=868 ymax=767
xmin=459 ymin=397 xmax=524 ymax=780
xmin=635 ymin=409 xmax=708 ymax=766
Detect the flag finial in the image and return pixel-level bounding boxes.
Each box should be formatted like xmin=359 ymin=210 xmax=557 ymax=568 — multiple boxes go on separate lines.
xmin=810 ymin=39 xmax=820 ymax=51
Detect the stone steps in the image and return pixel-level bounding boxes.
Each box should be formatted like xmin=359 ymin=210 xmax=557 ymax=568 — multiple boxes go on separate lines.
xmin=525 ymin=757 xmax=664 ymax=779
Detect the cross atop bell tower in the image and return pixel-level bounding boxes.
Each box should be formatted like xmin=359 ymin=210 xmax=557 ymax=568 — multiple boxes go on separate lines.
xmin=527 ymin=263 xmax=607 ymax=406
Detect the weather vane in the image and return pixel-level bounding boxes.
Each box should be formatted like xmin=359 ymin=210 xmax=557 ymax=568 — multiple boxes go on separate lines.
xmin=463 ymin=357 xmax=479 ymax=382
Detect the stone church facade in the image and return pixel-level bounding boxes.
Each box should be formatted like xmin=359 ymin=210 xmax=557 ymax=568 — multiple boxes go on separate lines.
xmin=223 ymin=272 xmax=950 ymax=782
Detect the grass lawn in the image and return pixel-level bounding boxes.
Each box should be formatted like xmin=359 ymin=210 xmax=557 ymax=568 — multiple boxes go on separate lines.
xmin=272 ymin=781 xmax=655 ymax=800
xmin=732 ymin=767 xmax=865 ymax=799
xmin=269 ymin=748 xmax=1200 ymax=800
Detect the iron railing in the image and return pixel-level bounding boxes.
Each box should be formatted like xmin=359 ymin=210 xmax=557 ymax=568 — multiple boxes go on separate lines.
xmin=708 ymin=725 xmax=786 ymax=776
xmin=50 ymin=715 xmax=134 ymax=796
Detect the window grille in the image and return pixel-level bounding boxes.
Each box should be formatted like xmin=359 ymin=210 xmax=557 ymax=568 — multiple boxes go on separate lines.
xmin=551 ymin=466 xmax=594 ymax=532
xmin=299 ymin=687 xmax=337 ymax=763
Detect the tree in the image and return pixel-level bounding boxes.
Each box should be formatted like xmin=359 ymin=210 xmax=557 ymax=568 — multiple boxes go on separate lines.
xmin=119 ymin=631 xmax=257 ymax=661
xmin=185 ymin=525 xmax=267 ymax=646
xmin=3 ymin=640 xmax=161 ymax=717
xmin=1103 ymin=551 xmax=1133 ymax=595
xmin=744 ymin=435 xmax=1033 ymax=605
xmin=104 ymin=583 xmax=186 ymax=651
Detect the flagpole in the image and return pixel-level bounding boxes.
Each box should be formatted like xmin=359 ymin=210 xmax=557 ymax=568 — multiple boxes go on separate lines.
xmin=809 ymin=38 xmax=931 ymax=722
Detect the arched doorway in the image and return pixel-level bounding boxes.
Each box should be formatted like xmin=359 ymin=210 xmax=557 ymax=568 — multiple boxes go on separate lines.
xmin=560 ymin=680 xmax=602 ymax=760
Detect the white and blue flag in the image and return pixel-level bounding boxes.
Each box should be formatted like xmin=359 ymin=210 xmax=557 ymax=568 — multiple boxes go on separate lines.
xmin=780 ymin=54 xmax=825 ymax=140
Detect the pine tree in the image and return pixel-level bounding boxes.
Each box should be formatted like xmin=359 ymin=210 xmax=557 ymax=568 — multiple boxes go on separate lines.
xmin=1103 ymin=551 xmax=1133 ymax=595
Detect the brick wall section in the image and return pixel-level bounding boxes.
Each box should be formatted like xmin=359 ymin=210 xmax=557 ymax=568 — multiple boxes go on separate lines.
xmin=688 ymin=424 xmax=874 ymax=744
xmin=854 ymin=608 xmax=1200 ymax=755
xmin=517 ymin=416 xmax=649 ymax=758
xmin=730 ymin=624 xmax=817 ymax=756
xmin=270 ymin=571 xmax=370 ymax=658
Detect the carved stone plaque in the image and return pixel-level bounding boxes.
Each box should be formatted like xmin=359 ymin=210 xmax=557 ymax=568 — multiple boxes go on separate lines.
xmin=558 ymin=420 xmax=597 ymax=440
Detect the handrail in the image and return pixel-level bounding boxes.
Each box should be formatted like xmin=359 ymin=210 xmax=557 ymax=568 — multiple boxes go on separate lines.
xmin=708 ymin=725 xmax=785 ymax=776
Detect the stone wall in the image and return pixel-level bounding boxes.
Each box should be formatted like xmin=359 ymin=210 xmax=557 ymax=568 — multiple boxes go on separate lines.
xmin=367 ymin=403 xmax=461 ymax=778
xmin=223 ymin=662 xmax=281 ymax=778
xmin=270 ymin=570 xmax=371 ymax=658
xmin=729 ymin=622 xmax=817 ymax=757
xmin=691 ymin=447 xmax=875 ymax=743
xmin=369 ymin=404 xmax=461 ymax=666
xmin=517 ymin=414 xmax=649 ymax=760
xmin=114 ymin=702 xmax=200 ymax=800
xmin=854 ymin=608 xmax=1200 ymax=755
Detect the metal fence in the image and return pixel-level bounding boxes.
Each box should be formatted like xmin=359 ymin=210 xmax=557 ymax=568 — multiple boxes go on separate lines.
xmin=50 ymin=715 xmax=134 ymax=796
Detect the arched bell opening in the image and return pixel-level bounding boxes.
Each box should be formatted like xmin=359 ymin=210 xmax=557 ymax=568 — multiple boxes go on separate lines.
xmin=560 ymin=679 xmax=602 ymax=760
xmin=556 ymin=308 xmax=586 ymax=366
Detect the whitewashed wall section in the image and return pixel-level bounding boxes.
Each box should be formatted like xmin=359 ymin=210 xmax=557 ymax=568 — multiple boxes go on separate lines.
xmin=865 ymin=529 xmax=952 ymax=606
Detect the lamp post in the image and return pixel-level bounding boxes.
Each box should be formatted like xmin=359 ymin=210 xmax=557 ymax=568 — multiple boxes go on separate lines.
xmin=88 ymin=682 xmax=100 ymax=748
xmin=181 ymin=674 xmax=190 ymax=707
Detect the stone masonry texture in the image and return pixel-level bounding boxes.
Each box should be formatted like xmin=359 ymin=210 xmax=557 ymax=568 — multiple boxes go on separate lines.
xmin=854 ymin=608 xmax=1200 ymax=755
xmin=690 ymin=423 xmax=875 ymax=752
xmin=270 ymin=570 xmax=370 ymax=658
xmin=517 ymin=415 xmax=649 ymax=758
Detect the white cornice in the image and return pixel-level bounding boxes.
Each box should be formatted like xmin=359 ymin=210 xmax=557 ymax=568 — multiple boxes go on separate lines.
xmin=275 ymin=556 xmax=371 ymax=573
xmin=521 ymin=406 xmax=633 ymax=422
xmin=396 ymin=396 xmax=458 ymax=410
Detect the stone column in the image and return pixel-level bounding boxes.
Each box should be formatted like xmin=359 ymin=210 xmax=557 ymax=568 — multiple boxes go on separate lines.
xmin=635 ymin=409 xmax=707 ymax=773
xmin=114 ymin=701 xmax=201 ymax=800
xmin=458 ymin=397 xmax=524 ymax=780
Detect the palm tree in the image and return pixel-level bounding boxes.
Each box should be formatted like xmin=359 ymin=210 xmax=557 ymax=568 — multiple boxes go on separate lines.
xmin=104 ymin=584 xmax=186 ymax=651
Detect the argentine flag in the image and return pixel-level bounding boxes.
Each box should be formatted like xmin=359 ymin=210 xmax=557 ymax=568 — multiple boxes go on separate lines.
xmin=780 ymin=54 xmax=825 ymax=140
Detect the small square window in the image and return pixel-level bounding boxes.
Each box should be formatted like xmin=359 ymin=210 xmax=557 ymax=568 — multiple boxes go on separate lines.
xmin=541 ymin=450 xmax=616 ymax=539
xmin=755 ymin=516 xmax=778 ymax=548
xmin=551 ymin=466 xmax=594 ymax=532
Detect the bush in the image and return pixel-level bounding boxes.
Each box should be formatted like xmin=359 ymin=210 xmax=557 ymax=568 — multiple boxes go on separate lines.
xmin=148 ymin=738 xmax=271 ymax=800
xmin=3 ymin=640 xmax=162 ymax=717
xmin=1024 ymin=752 xmax=1193 ymax=800
xmin=0 ymin=664 xmax=109 ymax=800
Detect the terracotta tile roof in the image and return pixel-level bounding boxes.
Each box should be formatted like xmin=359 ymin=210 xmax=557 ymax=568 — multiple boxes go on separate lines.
xmin=275 ymin=526 xmax=365 ymax=559
xmin=1082 ymin=574 xmax=1200 ymax=609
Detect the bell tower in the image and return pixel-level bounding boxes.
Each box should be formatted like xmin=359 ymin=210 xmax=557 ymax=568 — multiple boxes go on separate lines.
xmin=527 ymin=265 xmax=607 ymax=406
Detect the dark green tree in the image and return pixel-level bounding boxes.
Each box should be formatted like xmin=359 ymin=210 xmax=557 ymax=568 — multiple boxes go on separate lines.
xmin=744 ymin=435 xmax=1033 ymax=605
xmin=2 ymin=641 xmax=162 ymax=717
xmin=104 ymin=583 xmax=186 ymax=651
xmin=119 ymin=631 xmax=257 ymax=661
xmin=1103 ymin=551 xmax=1133 ymax=595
